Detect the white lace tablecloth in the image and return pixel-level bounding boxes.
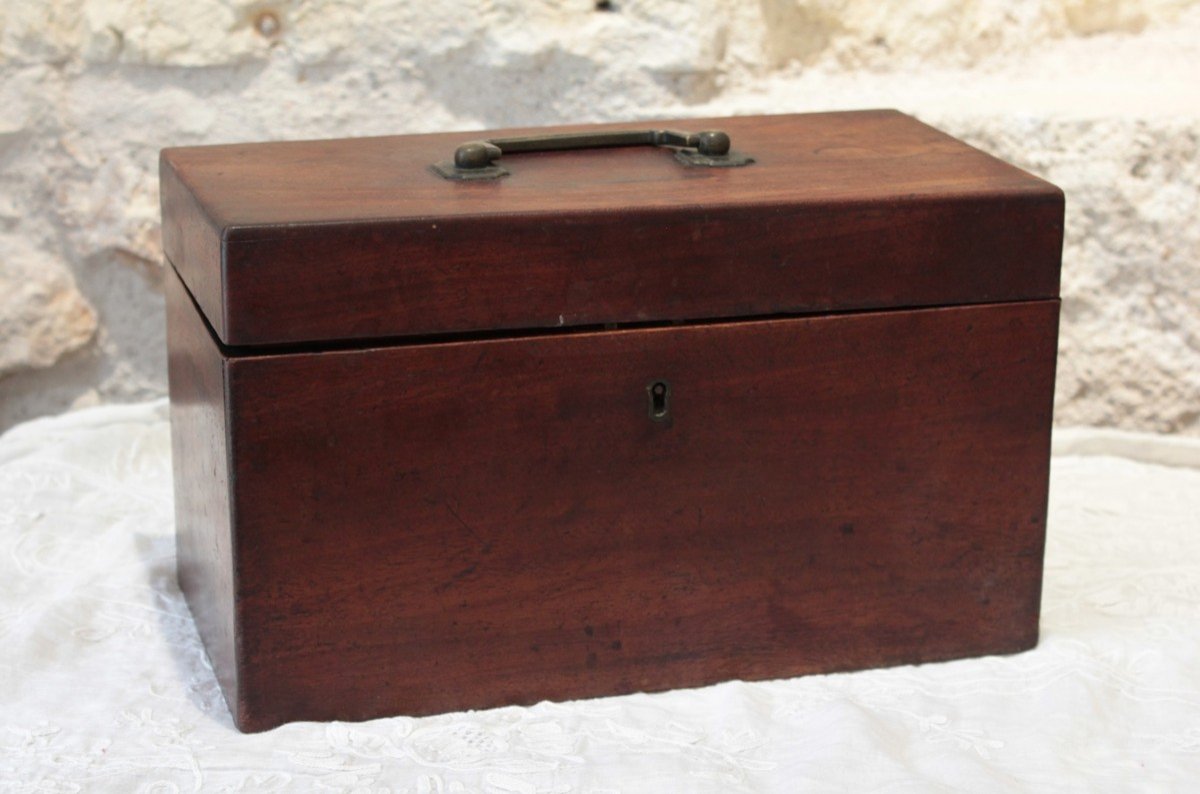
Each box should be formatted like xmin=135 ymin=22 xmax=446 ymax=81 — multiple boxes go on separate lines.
xmin=2 ymin=400 xmax=1199 ymax=792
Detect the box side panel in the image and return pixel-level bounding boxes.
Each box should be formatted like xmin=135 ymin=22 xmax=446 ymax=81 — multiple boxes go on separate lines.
xmin=166 ymin=264 xmax=239 ymax=723
xmin=161 ymin=154 xmax=226 ymax=341
xmin=226 ymin=300 xmax=1058 ymax=731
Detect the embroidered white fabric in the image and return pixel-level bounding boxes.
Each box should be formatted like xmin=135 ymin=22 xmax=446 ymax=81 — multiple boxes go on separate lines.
xmin=1 ymin=400 xmax=1198 ymax=792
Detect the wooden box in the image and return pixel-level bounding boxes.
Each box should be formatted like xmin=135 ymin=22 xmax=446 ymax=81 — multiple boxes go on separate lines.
xmin=161 ymin=110 xmax=1063 ymax=732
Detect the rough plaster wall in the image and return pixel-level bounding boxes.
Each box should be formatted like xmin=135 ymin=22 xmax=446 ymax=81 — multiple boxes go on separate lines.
xmin=1 ymin=0 xmax=1197 ymax=434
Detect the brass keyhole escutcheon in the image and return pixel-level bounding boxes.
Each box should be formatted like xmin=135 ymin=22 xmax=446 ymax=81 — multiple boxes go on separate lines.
xmin=648 ymin=380 xmax=670 ymax=422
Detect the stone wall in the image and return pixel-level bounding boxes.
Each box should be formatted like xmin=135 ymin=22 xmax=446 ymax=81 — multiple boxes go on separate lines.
xmin=2 ymin=0 xmax=1198 ymax=434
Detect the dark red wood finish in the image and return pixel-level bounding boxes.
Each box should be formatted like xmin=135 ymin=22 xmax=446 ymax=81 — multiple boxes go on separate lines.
xmin=164 ymin=111 xmax=1064 ymax=732
xmin=167 ymin=256 xmax=1058 ymax=731
xmin=161 ymin=110 xmax=1063 ymax=346
xmin=166 ymin=267 xmax=238 ymax=707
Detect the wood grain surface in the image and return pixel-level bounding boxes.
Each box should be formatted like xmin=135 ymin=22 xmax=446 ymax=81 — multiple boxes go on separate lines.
xmin=160 ymin=110 xmax=1064 ymax=346
xmin=172 ymin=280 xmax=1059 ymax=732
xmin=167 ymin=266 xmax=239 ymax=712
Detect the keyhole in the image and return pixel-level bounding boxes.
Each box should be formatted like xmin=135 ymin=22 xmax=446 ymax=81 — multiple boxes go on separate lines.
xmin=648 ymin=380 xmax=670 ymax=422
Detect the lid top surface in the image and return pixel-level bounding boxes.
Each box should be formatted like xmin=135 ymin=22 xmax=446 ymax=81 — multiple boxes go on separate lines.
xmin=163 ymin=110 xmax=1057 ymax=232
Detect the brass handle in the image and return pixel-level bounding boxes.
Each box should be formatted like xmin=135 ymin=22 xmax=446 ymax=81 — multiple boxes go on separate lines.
xmin=432 ymin=128 xmax=754 ymax=180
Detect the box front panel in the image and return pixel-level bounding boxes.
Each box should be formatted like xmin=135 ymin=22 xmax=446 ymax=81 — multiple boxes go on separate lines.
xmin=225 ymin=300 xmax=1057 ymax=731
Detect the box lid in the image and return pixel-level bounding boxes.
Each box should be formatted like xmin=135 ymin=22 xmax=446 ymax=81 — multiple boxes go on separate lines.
xmin=160 ymin=110 xmax=1063 ymax=348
